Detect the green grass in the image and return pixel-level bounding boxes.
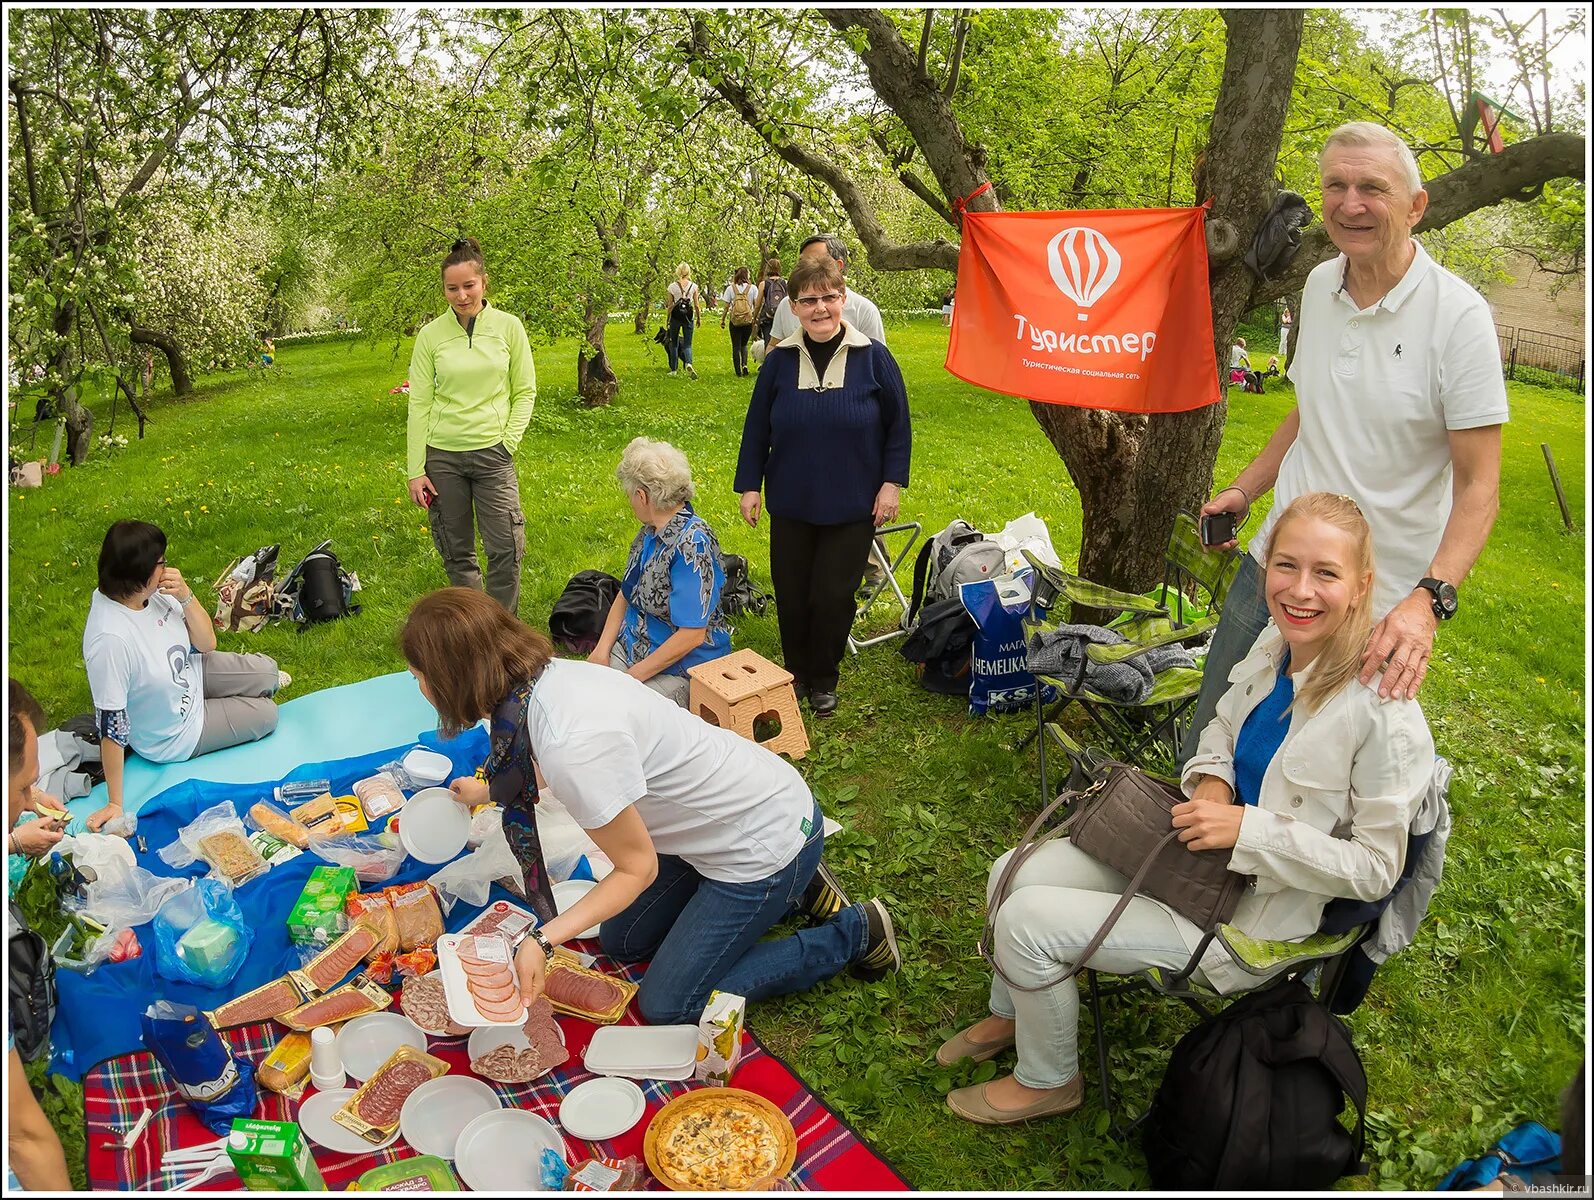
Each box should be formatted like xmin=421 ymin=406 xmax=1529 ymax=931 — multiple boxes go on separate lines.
xmin=8 ymin=317 xmax=1585 ymax=1190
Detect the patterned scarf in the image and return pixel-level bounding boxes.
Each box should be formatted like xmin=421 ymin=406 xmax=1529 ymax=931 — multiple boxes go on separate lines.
xmin=479 ymin=677 xmax=556 ymax=924
xmin=622 ymin=504 xmax=732 ymax=662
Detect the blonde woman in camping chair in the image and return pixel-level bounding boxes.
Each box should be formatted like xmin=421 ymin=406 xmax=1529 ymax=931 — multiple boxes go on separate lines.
xmin=944 ymin=493 xmax=1433 ymax=1124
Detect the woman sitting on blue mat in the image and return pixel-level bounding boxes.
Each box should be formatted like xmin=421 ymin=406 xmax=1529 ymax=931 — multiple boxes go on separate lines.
xmin=587 ymin=437 xmax=731 ymax=708
xmin=83 ymin=520 xmax=289 ymax=832
xmin=400 ymin=587 xmax=900 ymax=1025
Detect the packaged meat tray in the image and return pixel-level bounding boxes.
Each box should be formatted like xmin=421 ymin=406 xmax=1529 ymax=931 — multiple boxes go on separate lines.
xmin=457 ymin=899 xmax=537 ymax=944
xmin=437 ymin=932 xmax=527 ymax=1027
xmin=205 ymin=974 xmax=304 ymax=1030
xmin=288 ymin=920 xmax=381 ymax=995
xmin=277 ymin=977 xmax=392 ymax=1031
xmin=544 ymin=950 xmax=636 ymax=1025
xmin=332 ymin=1044 xmax=449 ymax=1144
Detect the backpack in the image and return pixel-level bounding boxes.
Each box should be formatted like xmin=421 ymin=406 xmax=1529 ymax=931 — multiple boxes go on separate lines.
xmin=8 ymin=901 xmax=57 ymax=1063
xmin=907 ymin=520 xmax=1008 ymax=626
xmin=212 ymin=544 xmax=281 ymax=633
xmin=727 ymin=285 xmax=756 ymax=327
xmin=1437 ymin=1122 xmax=1561 ymax=1191
xmin=1142 ymin=980 xmax=1369 ymax=1191
xmin=718 ymin=553 xmax=772 ymax=618
xmin=278 ymin=540 xmax=360 ymax=626
xmin=670 ymin=282 xmax=697 ymax=326
xmin=548 ymin=569 xmax=621 ymax=655
xmin=759 ymin=277 xmax=787 ymax=320
xmin=898 ymin=596 xmax=977 ymax=696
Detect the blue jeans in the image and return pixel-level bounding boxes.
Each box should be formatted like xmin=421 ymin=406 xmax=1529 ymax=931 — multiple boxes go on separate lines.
xmin=1178 ymin=553 xmax=1271 ymax=768
xmin=666 ymin=316 xmax=696 ymax=370
xmin=599 ymin=803 xmax=865 ymax=1024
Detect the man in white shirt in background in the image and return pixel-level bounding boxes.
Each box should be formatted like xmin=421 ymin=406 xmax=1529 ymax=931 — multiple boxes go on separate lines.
xmin=1182 ymin=121 xmax=1507 ymax=767
xmin=764 ymin=234 xmax=886 ymax=354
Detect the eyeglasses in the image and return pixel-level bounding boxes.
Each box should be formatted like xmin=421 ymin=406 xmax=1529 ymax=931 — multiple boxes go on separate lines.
xmin=793 ymin=293 xmax=843 ymax=310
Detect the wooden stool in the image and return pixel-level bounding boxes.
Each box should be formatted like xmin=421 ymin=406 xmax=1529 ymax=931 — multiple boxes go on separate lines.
xmin=687 ymin=649 xmax=810 ymax=760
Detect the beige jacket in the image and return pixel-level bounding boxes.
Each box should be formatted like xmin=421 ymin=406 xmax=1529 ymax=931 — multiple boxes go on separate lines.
xmin=1180 ymin=625 xmax=1434 ymax=993
xmin=775 ymin=321 xmax=874 ymax=391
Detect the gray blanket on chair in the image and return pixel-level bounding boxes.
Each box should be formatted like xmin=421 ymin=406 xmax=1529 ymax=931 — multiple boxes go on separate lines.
xmin=1026 ymin=624 xmax=1197 ymax=704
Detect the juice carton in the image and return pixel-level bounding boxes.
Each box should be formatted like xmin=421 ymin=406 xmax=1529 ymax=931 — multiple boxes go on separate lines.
xmin=226 ymin=1117 xmax=326 ymax=1191
xmin=287 ymin=865 xmax=356 ymax=945
xmin=694 ymin=990 xmax=746 ymax=1086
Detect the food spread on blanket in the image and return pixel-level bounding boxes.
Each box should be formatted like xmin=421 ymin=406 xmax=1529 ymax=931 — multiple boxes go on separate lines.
xmin=333 ymin=1044 xmax=450 ymax=1143
xmin=399 ymin=970 xmax=471 ymax=1038
xmin=388 ymin=880 xmax=446 ymax=950
xmin=545 ymin=950 xmax=637 ymax=1024
xmin=206 ymin=973 xmax=305 ymax=1030
xmin=197 ymin=829 xmax=270 ymax=887
xmin=278 ymin=978 xmax=393 ymax=1031
xmin=469 ymin=996 xmax=570 ymax=1083
xmin=289 ymin=920 xmax=382 ymax=994
xmin=645 ymin=1089 xmax=795 ymax=1191
xmin=353 ymin=772 xmax=406 ymax=822
xmin=248 ymin=800 xmax=313 ymax=849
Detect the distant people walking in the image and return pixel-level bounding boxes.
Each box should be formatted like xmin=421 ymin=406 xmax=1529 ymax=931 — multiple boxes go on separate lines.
xmin=666 ymin=264 xmax=703 ymax=380
xmin=754 ymin=257 xmax=787 ymax=350
xmin=721 ymin=267 xmax=759 ymax=377
xmin=406 ymin=236 xmax=537 ymax=613
xmin=735 ymin=255 xmax=912 ymax=720
xmin=765 ymin=235 xmax=886 ymax=354
xmin=941 ymin=288 xmax=955 ymax=327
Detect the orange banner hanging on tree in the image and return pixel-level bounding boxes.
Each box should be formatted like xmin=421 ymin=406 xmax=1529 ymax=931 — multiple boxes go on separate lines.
xmin=945 ymin=206 xmax=1221 ymax=413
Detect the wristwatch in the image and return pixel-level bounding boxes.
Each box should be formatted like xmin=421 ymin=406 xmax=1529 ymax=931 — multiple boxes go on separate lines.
xmin=516 ymin=926 xmax=556 ymax=964
xmin=1416 ymin=577 xmax=1458 ymax=621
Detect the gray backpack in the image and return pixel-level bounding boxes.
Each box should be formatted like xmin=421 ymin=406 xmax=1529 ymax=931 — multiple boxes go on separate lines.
xmin=907 ymin=519 xmax=1007 ymax=626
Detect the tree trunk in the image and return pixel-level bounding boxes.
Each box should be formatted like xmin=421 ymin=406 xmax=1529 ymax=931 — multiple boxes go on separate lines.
xmin=129 ymin=322 xmax=193 ymax=396
xmin=48 ymin=301 xmax=94 ymax=465
xmin=578 ymin=303 xmax=619 ymax=407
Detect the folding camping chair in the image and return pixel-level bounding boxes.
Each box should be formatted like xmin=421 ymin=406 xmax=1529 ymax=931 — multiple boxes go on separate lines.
xmin=1022 ymin=512 xmax=1241 ymax=791
xmin=848 ymin=521 xmax=921 ymax=653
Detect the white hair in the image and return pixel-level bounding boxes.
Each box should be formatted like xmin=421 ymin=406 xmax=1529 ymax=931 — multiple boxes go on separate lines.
xmin=616 ymin=437 xmax=695 ymax=509
xmin=1319 ymin=122 xmax=1423 ymax=192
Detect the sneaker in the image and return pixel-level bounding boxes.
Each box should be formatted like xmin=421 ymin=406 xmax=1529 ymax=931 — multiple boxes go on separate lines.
xmin=685 ymin=364 xmax=698 ymax=380
xmin=276 ymin=670 xmax=293 ymax=693
xmin=853 ymin=898 xmax=901 ymax=982
xmin=668 ymin=369 xmax=678 ymax=376
xmin=811 ymin=691 xmax=838 ymax=719
xmin=800 ymin=861 xmax=852 ymax=923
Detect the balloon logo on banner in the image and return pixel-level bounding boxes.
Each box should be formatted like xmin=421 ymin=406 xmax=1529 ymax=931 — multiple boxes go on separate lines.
xmin=1047 ymin=227 xmax=1121 ymax=321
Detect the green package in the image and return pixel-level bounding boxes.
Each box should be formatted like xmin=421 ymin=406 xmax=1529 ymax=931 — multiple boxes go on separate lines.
xmin=226 ymin=1117 xmax=326 ymax=1191
xmin=286 ymin=865 xmax=356 ymax=945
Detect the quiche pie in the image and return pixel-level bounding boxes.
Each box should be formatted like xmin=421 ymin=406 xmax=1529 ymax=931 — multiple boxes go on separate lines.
xmin=647 ymin=1090 xmax=795 ymax=1191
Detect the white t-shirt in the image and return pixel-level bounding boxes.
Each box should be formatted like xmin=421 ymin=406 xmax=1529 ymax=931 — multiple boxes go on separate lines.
xmin=667 ymin=280 xmax=699 ymax=308
xmin=767 ymin=286 xmax=886 ymax=344
xmin=1256 ymin=242 xmax=1510 ymax=618
xmin=82 ymin=590 xmax=205 ymax=762
xmin=1229 ymin=343 xmax=1249 ymax=369
xmin=721 ymin=282 xmax=756 ymax=310
xmin=526 ymin=660 xmax=812 ymax=883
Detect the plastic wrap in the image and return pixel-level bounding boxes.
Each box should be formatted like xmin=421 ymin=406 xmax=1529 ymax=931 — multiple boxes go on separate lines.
xmin=311 ymin=833 xmax=406 ymax=884
xmin=428 ymin=818 xmax=519 ymax=913
xmin=158 ymin=801 xmax=269 ymax=886
xmin=153 ymin=877 xmax=254 ymax=988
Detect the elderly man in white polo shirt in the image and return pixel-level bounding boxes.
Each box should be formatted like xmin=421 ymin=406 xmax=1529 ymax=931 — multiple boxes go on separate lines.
xmin=1180 ymin=121 xmax=1507 ymax=766
xmin=764 ymin=234 xmax=886 ymax=353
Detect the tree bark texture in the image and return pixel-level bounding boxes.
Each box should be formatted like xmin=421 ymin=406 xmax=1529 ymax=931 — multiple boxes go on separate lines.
xmin=129 ymin=323 xmax=193 ymax=397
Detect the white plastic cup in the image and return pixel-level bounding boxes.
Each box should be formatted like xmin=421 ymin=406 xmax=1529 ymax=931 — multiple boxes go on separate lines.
xmin=309 ymin=1026 xmax=346 ymax=1092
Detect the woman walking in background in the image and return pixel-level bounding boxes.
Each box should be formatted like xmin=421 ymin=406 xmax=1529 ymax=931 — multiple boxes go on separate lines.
xmin=665 ymin=263 xmax=703 ymax=380
xmin=720 ymin=267 xmax=759 ymax=377
xmin=754 ymin=256 xmax=787 ymax=355
xmin=406 ymin=237 xmax=537 ymax=612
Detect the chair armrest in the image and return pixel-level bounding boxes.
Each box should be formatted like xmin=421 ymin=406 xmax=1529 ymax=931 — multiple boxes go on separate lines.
xmin=1214 ymin=924 xmax=1366 ymax=977
xmin=1021 ymin=550 xmax=1167 ymax=617
xmin=1084 ymin=614 xmax=1220 ymax=664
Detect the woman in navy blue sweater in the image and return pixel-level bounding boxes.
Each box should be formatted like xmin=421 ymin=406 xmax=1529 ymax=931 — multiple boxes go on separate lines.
xmin=734 ymin=256 xmax=911 ymax=718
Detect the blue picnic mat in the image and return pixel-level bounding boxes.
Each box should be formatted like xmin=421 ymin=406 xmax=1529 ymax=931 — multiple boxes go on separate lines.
xmin=48 ymin=722 xmax=496 ymax=1081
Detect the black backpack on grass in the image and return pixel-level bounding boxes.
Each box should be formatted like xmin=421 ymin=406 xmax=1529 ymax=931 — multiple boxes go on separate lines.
xmin=719 ymin=554 xmax=771 ymax=618
xmin=278 ymin=540 xmax=360 ymax=627
xmin=549 ymin=570 xmax=621 ymax=655
xmin=898 ymin=596 xmax=975 ymax=697
xmin=1142 ymin=980 xmax=1369 ymax=1191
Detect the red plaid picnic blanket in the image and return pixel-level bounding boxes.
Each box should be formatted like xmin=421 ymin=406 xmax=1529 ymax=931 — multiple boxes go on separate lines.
xmin=83 ymin=958 xmax=910 ymax=1191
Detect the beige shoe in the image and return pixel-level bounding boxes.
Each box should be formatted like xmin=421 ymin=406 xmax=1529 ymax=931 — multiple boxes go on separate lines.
xmin=945 ymin=1073 xmax=1084 ymax=1125
xmin=935 ymin=1021 xmax=1017 ymax=1067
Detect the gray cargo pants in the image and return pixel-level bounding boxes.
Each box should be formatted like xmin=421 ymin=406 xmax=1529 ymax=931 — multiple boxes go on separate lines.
xmin=424 ymin=443 xmax=527 ymax=613
xmin=194 ymin=651 xmax=280 ymax=757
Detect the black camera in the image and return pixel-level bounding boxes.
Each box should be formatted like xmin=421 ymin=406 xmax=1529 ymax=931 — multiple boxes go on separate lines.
xmin=1200 ymin=511 xmax=1238 ymax=546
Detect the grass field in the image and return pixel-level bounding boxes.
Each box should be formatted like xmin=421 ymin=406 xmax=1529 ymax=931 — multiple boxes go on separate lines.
xmin=7 ymin=316 xmax=1586 ymax=1190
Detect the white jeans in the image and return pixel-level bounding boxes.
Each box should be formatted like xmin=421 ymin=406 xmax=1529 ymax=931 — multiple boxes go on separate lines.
xmin=984 ymin=838 xmax=1207 ymax=1089
xmin=609 ymin=646 xmax=690 ymax=707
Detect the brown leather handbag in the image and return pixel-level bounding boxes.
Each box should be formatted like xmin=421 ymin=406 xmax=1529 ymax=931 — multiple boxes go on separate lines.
xmin=981 ymin=761 xmax=1249 ymax=991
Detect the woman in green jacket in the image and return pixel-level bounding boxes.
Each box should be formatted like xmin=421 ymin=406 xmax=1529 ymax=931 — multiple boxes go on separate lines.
xmin=407 ymin=238 xmax=537 ymax=612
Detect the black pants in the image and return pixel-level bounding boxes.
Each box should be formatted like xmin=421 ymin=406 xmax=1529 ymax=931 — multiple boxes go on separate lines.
xmin=768 ymin=513 xmax=876 ymax=693
xmin=728 ymin=324 xmax=753 ymax=374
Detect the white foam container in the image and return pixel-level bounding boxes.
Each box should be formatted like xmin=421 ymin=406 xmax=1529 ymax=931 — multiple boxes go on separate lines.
xmin=582 ymin=1023 xmax=699 ymax=1081
xmin=436 ymin=932 xmax=526 ymax=1027
xmin=402 ymin=746 xmax=453 ymax=788
xmin=398 ymin=788 xmax=470 ymax=864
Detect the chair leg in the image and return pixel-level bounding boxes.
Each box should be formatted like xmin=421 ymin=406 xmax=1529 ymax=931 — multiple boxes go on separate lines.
xmin=1086 ymin=970 xmax=1156 ymax=1140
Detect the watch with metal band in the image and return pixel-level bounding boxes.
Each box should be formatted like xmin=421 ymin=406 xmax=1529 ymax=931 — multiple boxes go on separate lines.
xmin=1416 ymin=577 xmax=1458 ymax=620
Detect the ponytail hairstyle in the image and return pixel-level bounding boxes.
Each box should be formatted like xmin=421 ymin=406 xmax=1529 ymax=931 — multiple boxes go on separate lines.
xmin=1263 ymin=491 xmax=1376 ymax=716
xmin=442 ymin=236 xmax=486 ymax=279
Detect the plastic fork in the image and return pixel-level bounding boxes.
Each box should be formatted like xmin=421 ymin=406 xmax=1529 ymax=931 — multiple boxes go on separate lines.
xmin=160 ymin=1138 xmax=228 ymax=1167
xmin=168 ymin=1154 xmax=234 ymax=1190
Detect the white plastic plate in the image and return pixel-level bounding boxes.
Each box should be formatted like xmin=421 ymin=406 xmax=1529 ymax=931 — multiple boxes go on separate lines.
xmin=559 ymin=1076 xmax=646 ymax=1141
xmin=583 ymin=1023 xmax=699 ymax=1081
xmin=297 ymin=1088 xmax=400 ymax=1154
xmin=398 ymin=788 xmax=470 ymax=864
xmin=401 ymin=746 xmax=453 ymax=788
xmin=399 ymin=1075 xmax=502 ymax=1159
xmin=467 ymin=1017 xmax=565 ymax=1063
xmin=335 ymin=1012 xmax=428 ymax=1083
xmin=454 ymin=1109 xmax=565 ymax=1191
xmin=550 ymin=878 xmax=600 ymax=940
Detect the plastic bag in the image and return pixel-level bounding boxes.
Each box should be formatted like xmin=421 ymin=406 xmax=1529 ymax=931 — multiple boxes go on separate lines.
xmin=535 ymin=792 xmax=601 ymax=884
xmin=58 ymin=832 xmax=190 ymax=930
xmin=428 ymin=818 xmax=520 ymax=913
xmin=465 ymin=803 xmax=503 ymax=850
xmin=141 ymin=999 xmax=258 ymax=1134
xmin=158 ymin=801 xmax=269 ymax=886
xmin=99 ymin=811 xmax=139 ymax=839
xmin=153 ymin=877 xmax=253 ymax=988
xmin=994 ymin=512 xmax=1061 ymax=576
xmin=312 ymin=834 xmax=407 ymax=884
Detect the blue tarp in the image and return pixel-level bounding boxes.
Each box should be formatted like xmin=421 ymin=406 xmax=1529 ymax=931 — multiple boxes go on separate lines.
xmin=49 ymin=725 xmax=493 ymax=1080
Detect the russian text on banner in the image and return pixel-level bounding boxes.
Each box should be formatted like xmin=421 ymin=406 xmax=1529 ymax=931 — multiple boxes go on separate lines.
xmin=946 ymin=207 xmax=1220 ymax=414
